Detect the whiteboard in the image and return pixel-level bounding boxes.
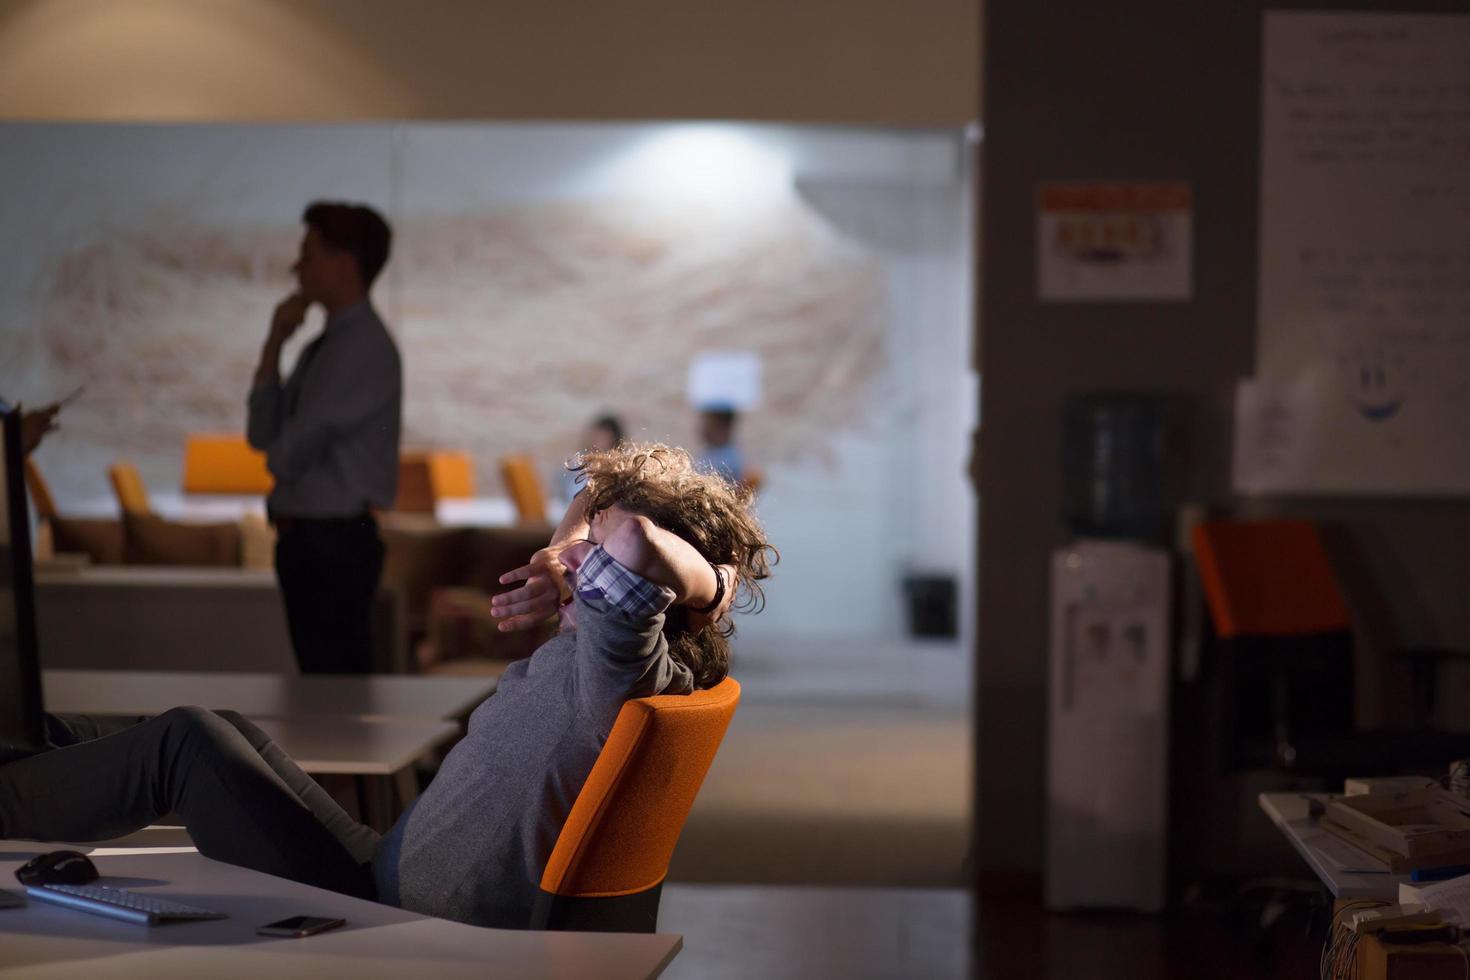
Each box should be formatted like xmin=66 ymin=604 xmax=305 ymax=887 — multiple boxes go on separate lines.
xmin=1245 ymin=12 xmax=1470 ymax=495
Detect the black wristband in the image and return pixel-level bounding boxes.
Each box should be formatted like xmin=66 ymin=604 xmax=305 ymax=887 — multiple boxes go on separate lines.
xmin=690 ymin=563 xmax=726 ymax=615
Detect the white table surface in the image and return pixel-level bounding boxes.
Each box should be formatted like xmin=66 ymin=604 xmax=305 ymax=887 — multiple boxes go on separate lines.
xmin=1258 ymin=792 xmax=1409 ymax=901
xmin=43 ymin=670 xmax=501 ymax=723
xmin=0 ymin=844 xmax=681 ymax=979
xmin=250 ymin=718 xmax=459 ymax=776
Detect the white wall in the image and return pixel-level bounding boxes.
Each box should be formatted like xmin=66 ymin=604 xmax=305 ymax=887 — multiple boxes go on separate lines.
xmin=0 ymin=121 xmax=976 ymax=647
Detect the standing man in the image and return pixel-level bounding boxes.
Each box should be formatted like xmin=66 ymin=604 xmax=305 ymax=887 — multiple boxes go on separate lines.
xmin=247 ymin=202 xmax=401 ymax=674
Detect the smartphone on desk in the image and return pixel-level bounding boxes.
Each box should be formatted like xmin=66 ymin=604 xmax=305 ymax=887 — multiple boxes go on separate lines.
xmin=256 ymin=914 xmax=345 ymax=937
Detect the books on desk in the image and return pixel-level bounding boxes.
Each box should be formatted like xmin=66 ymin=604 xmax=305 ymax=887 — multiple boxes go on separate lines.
xmin=1321 ymin=787 xmax=1470 ymax=875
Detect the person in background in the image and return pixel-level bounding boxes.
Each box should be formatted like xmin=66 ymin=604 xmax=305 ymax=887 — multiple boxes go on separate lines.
xmin=17 ymin=403 xmax=61 ymax=458
xmin=0 ymin=397 xmax=64 ymax=458
xmin=246 ymin=202 xmax=402 ymax=674
xmin=694 ymin=404 xmax=745 ymax=485
xmin=561 ymin=413 xmax=624 ymax=502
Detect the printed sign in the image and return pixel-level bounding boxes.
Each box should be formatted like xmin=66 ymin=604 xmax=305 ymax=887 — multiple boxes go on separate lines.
xmin=1037 ymin=182 xmax=1193 ymax=302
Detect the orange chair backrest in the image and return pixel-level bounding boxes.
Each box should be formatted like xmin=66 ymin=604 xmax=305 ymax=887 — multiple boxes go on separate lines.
xmin=428 ymin=451 xmax=475 ymax=500
xmin=1192 ymin=519 xmax=1351 ymax=639
xmin=394 ymin=454 xmax=436 ymax=513
xmin=540 ymin=676 xmax=740 ymax=899
xmin=500 ymin=454 xmax=548 ymax=525
xmin=108 ymin=461 xmax=152 ymax=516
xmin=24 ymin=459 xmax=58 ymax=520
xmin=181 ymin=434 xmax=272 ymax=495
xmin=393 ymin=450 xmax=475 ymax=513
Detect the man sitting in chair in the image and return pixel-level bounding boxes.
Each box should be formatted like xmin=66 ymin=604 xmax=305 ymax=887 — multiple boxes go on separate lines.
xmin=0 ymin=443 xmax=773 ymax=929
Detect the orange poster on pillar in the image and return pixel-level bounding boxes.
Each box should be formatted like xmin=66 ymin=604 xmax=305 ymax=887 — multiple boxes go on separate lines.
xmin=1037 ymin=181 xmax=1193 ymax=302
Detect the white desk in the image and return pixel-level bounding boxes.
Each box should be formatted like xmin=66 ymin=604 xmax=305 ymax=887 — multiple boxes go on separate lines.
xmin=43 ymin=670 xmax=501 ymax=723
xmin=0 ymin=843 xmax=681 ymax=978
xmin=1257 ymin=792 xmax=1409 ymax=901
xmin=41 ymin=672 xmax=488 ymax=831
xmin=254 ymin=717 xmax=457 ymax=829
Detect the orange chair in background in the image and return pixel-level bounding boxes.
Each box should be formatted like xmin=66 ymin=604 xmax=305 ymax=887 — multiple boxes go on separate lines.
xmin=394 ymin=454 xmax=437 ymax=514
xmin=427 ymin=451 xmax=474 ymax=500
xmin=1192 ymin=519 xmax=1351 ymax=641
xmin=500 ymin=454 xmax=548 ymax=525
xmin=532 ymin=676 xmax=740 ymax=933
xmin=394 ymin=451 xmax=476 ymax=514
xmin=181 ymin=434 xmax=272 ymax=495
xmin=1191 ymin=519 xmax=1357 ymax=770
xmin=108 ymin=461 xmax=153 ymax=516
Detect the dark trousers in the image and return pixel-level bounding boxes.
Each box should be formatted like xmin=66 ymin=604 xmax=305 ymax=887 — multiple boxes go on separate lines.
xmin=274 ymin=514 xmax=385 ymax=675
xmin=0 ymin=708 xmax=379 ymax=899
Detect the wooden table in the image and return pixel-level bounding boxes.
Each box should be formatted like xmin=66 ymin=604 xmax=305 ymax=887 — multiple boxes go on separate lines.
xmin=0 ymin=844 xmax=681 ymax=979
xmin=42 ymin=669 xmax=501 ymax=723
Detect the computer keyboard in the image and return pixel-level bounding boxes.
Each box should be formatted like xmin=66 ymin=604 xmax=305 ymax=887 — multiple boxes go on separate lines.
xmin=24 ymin=883 xmax=226 ymax=926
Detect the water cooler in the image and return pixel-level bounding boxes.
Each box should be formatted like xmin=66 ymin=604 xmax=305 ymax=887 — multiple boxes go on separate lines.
xmin=1045 ymin=540 xmax=1171 ymax=912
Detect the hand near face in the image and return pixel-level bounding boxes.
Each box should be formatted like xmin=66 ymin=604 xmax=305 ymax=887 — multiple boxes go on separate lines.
xmin=491 ymin=543 xmax=575 ymax=632
xmin=19 ymin=402 xmax=60 ymax=456
xmin=269 ymin=293 xmax=309 ymax=346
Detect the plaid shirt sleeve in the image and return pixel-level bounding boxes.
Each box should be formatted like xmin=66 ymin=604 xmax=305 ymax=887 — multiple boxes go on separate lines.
xmin=574 ymin=544 xmax=676 ymax=619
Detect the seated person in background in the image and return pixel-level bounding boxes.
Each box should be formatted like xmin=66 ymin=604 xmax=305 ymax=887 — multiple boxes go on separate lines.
xmin=0 ymin=443 xmax=773 ymax=929
xmin=560 ymin=412 xmax=624 ymax=503
xmin=693 ymin=404 xmax=745 ymax=485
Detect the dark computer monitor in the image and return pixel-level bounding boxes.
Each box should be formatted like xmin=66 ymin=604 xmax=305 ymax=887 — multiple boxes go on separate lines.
xmin=0 ymin=405 xmax=45 ymax=753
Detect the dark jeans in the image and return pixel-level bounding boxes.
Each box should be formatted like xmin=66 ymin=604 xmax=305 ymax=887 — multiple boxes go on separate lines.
xmin=0 ymin=708 xmax=380 ymax=899
xmin=274 ymin=514 xmax=385 ymax=674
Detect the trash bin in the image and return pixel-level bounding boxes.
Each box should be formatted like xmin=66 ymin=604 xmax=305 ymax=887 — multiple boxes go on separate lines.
xmin=902 ymin=574 xmax=958 ymax=638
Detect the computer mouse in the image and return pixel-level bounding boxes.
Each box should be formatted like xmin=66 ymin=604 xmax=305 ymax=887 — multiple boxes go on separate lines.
xmin=14 ymin=850 xmax=98 ymax=886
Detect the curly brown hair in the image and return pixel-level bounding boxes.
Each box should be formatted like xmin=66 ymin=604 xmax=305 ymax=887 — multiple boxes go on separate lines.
xmin=571 ymin=443 xmax=776 ymax=688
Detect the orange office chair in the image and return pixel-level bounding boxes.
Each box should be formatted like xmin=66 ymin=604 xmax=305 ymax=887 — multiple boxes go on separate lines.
xmin=393 ymin=454 xmax=437 ymax=514
xmin=181 ymin=434 xmax=272 ymax=495
xmin=1192 ymin=519 xmax=1356 ymax=770
xmin=108 ymin=460 xmax=153 ymax=516
xmin=427 ymin=451 xmax=474 ymax=501
xmin=500 ymin=454 xmax=548 ymax=525
xmin=532 ymin=676 xmax=741 ymax=933
xmin=1181 ymin=519 xmax=1470 ymax=894
xmin=1193 ymin=519 xmax=1470 ymax=765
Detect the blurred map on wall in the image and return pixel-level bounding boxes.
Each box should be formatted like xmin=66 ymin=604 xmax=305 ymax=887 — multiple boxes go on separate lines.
xmin=0 ymin=123 xmax=886 ymax=504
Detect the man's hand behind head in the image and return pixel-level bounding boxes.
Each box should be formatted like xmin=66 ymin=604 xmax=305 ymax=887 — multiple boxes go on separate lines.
xmin=491 ymin=544 xmax=573 ymax=633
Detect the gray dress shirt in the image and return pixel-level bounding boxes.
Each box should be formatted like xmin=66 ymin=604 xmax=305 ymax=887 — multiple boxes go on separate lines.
xmin=246 ymin=300 xmax=402 ymax=518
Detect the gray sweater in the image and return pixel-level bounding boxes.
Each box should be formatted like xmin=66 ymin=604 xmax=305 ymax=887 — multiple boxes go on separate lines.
xmin=371 ymin=587 xmax=694 ymax=928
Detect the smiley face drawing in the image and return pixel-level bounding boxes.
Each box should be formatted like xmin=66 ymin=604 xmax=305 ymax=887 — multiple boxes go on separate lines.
xmin=1338 ymin=345 xmax=1408 ymax=422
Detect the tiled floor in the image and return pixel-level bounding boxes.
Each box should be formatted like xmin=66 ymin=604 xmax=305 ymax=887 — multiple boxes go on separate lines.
xmin=975 ymin=875 xmax=1322 ymax=980
xmin=670 ymin=637 xmax=971 ymax=888
xmin=658 ymin=636 xmax=973 ymax=977
xmin=659 ymin=883 xmax=970 ymax=980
